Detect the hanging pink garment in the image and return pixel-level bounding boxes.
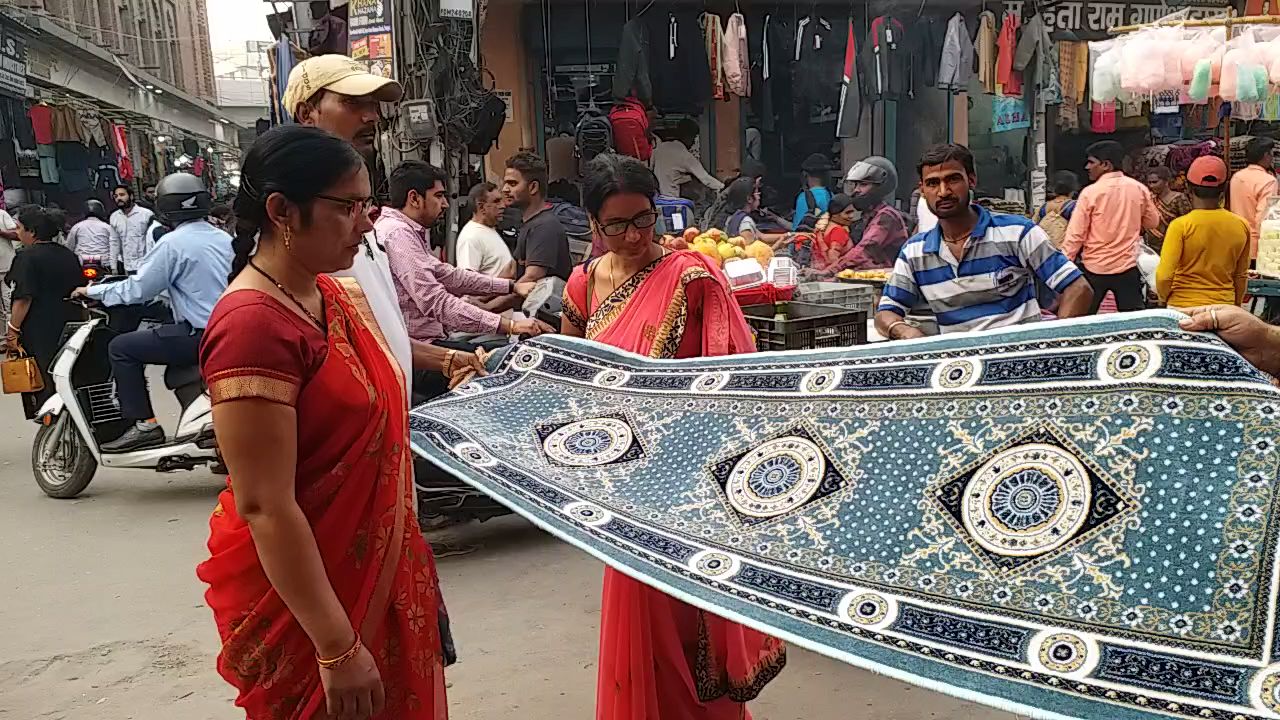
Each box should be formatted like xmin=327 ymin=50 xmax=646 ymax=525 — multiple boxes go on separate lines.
xmin=1091 ymin=101 xmax=1117 ymax=132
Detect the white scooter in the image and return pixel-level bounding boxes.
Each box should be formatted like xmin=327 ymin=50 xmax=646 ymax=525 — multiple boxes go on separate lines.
xmin=31 ymin=301 xmax=218 ymax=499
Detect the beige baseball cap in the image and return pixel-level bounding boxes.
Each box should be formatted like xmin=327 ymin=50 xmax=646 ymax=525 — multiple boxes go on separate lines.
xmin=283 ymin=55 xmax=404 ymax=117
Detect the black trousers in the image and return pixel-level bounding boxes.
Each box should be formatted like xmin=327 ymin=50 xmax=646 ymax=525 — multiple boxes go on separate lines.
xmin=1082 ymin=266 xmax=1146 ymax=314
xmin=108 ymin=322 xmax=202 ymax=421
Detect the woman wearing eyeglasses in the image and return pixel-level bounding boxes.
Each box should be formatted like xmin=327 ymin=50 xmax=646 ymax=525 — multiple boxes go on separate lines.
xmin=196 ymin=125 xmax=449 ymax=719
xmin=562 ymin=154 xmax=786 ymax=720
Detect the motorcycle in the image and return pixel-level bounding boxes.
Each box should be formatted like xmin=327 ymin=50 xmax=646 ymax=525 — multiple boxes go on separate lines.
xmin=30 ymin=284 xmax=218 ymax=499
xmin=413 ymin=280 xmax=565 ymax=527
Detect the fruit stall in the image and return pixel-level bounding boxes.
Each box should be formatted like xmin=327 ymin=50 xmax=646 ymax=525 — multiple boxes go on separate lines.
xmin=660 ymin=226 xmax=886 ymax=351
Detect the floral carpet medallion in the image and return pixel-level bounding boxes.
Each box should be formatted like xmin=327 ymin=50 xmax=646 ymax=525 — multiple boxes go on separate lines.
xmin=410 ymin=310 xmax=1280 ymax=720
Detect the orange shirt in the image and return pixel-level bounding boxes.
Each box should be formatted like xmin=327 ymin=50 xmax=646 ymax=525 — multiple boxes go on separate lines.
xmin=1061 ymin=171 xmax=1158 ymax=274
xmin=1228 ymin=163 xmax=1277 ymax=257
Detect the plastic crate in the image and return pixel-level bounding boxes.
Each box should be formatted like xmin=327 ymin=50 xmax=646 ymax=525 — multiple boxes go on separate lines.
xmin=740 ymin=302 xmax=869 ymax=352
xmin=794 ymin=282 xmax=875 ymax=314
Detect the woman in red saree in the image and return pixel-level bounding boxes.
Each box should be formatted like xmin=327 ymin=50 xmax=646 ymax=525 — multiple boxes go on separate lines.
xmin=196 ymin=126 xmax=446 ymax=720
xmin=562 ymin=154 xmax=786 ymax=719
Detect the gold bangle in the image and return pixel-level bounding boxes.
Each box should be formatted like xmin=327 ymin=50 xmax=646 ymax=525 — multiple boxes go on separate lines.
xmin=885 ymin=320 xmax=910 ymax=339
xmin=316 ymin=633 xmax=361 ymax=670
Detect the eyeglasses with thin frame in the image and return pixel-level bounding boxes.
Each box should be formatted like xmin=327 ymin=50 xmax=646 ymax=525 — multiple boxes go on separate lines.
xmin=597 ymin=209 xmax=659 ymax=237
xmin=316 ymin=194 xmax=377 ymax=218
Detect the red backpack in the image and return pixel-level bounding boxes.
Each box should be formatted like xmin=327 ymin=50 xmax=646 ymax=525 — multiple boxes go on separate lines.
xmin=609 ymin=98 xmax=651 ymax=162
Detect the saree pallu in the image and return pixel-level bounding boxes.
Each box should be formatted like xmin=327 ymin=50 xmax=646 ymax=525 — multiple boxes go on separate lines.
xmin=564 ymin=250 xmax=785 ymax=719
xmin=197 ymin=276 xmax=446 ymax=720
xmin=1148 ymin=192 xmax=1191 ymax=252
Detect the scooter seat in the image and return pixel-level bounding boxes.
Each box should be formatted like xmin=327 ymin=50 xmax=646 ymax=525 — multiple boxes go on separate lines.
xmin=164 ymin=364 xmax=204 ymax=390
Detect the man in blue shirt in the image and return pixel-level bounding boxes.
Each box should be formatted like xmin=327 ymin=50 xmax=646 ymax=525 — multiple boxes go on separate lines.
xmin=73 ymin=173 xmax=232 ymax=452
xmin=792 ymin=153 xmax=833 ymax=230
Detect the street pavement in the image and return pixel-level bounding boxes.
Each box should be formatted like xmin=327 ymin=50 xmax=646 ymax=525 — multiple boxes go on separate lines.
xmin=0 ymin=390 xmax=1015 ymax=719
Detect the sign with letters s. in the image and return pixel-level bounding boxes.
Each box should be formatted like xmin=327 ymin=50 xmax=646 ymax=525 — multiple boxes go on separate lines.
xmin=0 ymin=20 xmax=28 ymax=98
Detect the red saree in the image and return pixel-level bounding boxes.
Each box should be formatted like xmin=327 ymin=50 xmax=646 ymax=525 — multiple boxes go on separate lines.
xmin=196 ymin=275 xmax=446 ymax=719
xmin=564 ymin=250 xmax=786 ymax=720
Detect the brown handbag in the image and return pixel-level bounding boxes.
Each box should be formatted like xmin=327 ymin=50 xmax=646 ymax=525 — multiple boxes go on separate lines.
xmin=2 ymin=345 xmax=44 ymax=394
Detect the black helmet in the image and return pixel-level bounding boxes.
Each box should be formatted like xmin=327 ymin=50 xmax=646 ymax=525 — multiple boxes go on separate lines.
xmin=155 ymin=172 xmax=211 ymax=226
xmin=844 ymin=156 xmax=899 ymax=210
xmin=85 ymin=198 xmax=109 ymax=222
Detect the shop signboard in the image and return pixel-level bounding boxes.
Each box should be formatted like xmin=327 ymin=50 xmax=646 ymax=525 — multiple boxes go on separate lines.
xmin=1005 ymin=0 xmax=1230 ymax=41
xmin=348 ymin=0 xmax=394 ymax=79
xmin=0 ymin=19 xmax=28 ymax=99
xmin=993 ymin=96 xmax=1031 ymax=132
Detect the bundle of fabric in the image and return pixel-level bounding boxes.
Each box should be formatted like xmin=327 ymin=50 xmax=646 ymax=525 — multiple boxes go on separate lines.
xmin=412 ymin=310 xmax=1280 ymax=720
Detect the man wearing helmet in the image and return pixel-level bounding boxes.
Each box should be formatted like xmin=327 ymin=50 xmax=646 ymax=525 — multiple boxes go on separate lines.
xmin=821 ymin=156 xmax=909 ymax=273
xmin=65 ymin=199 xmax=120 ymax=262
xmin=72 ymin=173 xmax=233 ymax=452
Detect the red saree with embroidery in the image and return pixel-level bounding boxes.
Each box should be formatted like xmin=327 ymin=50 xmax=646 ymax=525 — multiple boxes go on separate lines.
xmin=563 ymin=250 xmax=786 ymax=720
xmin=196 ymin=275 xmax=446 ymax=719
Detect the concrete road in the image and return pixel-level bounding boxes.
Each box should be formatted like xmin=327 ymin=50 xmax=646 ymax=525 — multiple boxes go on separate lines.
xmin=0 ymin=392 xmax=1015 ymax=720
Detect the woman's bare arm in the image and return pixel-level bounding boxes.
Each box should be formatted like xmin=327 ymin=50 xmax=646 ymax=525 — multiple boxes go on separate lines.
xmin=214 ymin=399 xmax=356 ymax=658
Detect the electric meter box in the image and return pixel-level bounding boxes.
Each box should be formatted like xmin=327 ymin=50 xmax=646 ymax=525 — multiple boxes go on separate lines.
xmin=401 ymin=100 xmax=438 ymax=141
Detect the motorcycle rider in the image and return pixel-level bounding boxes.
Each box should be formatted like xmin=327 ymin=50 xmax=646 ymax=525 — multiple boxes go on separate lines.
xmin=65 ymin=199 xmax=121 ymax=263
xmin=72 ymin=173 xmax=232 ymax=452
xmin=822 ymin=156 xmax=909 ymax=273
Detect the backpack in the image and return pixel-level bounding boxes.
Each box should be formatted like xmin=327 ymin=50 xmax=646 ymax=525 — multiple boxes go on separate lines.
xmin=574 ymin=108 xmax=614 ymax=167
xmin=1036 ymin=198 xmax=1074 ymax=248
xmin=466 ymin=92 xmax=508 ymax=155
xmin=796 ymin=187 xmax=823 ymax=231
xmin=550 ymin=201 xmax=591 ymax=240
xmin=608 ymin=99 xmax=651 ymax=161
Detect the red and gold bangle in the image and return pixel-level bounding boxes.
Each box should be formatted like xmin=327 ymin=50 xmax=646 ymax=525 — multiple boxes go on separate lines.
xmin=316 ymin=634 xmax=362 ymax=670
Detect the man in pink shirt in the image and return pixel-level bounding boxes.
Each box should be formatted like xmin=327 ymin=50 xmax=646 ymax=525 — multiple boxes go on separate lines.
xmin=1228 ymin=137 xmax=1277 ymax=258
xmin=378 ymin=160 xmax=552 ymax=348
xmin=1061 ymin=140 xmax=1158 ymax=314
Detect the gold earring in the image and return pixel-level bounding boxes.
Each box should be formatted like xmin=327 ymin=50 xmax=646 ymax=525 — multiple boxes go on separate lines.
xmin=282 ymin=226 xmax=293 ymax=252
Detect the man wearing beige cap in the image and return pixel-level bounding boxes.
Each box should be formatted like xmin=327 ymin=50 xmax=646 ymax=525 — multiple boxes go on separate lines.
xmin=283 ymin=54 xmax=483 ymax=391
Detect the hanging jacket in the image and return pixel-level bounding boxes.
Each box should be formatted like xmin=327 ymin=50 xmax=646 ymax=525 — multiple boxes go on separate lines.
xmin=976 ymin=11 xmax=998 ymax=94
xmin=614 ymin=18 xmax=653 ymax=105
xmin=861 ymin=15 xmax=909 ymax=102
xmin=906 ymin=15 xmax=946 ymax=92
xmin=1013 ymin=12 xmax=1061 ymax=108
xmin=793 ymin=15 xmax=842 ymax=118
xmin=836 ymin=17 xmax=862 ymax=138
xmin=937 ymin=13 xmax=974 ymax=92
xmin=995 ymin=12 xmax=1023 ymax=97
xmin=704 ymin=13 xmax=726 ymax=101
xmin=649 ymin=10 xmax=711 ymax=114
xmin=722 ymin=13 xmax=750 ymax=97
xmin=749 ymin=14 xmax=794 ymax=132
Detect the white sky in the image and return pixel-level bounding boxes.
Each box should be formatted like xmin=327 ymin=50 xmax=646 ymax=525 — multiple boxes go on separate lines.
xmin=207 ymin=0 xmax=274 ymax=51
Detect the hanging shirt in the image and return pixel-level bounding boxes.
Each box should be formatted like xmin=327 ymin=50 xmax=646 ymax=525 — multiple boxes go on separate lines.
xmin=995 ymin=12 xmax=1023 ymax=96
xmin=722 ymin=13 xmax=750 ymax=97
xmin=704 ymin=13 xmax=725 ymax=101
xmin=937 ymin=13 xmax=975 ymax=92
xmin=109 ymin=204 xmax=155 ymax=272
xmin=27 ymin=105 xmax=53 ymax=145
xmin=976 ymin=11 xmax=998 ymax=94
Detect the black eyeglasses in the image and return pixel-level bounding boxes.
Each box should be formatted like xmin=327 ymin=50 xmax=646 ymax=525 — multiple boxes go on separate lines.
xmin=316 ymin=194 xmax=377 ymax=218
xmin=597 ymin=209 xmax=659 ymax=237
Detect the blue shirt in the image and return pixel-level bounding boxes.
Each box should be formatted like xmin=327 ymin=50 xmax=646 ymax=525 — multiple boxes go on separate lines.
xmin=877 ymin=205 xmax=1083 ymax=334
xmin=86 ymin=220 xmax=232 ymax=329
xmin=792 ymin=186 xmax=831 ymax=230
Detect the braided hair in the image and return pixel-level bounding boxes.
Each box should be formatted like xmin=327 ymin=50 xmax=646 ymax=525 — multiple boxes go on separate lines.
xmin=229 ymin=125 xmax=366 ymax=282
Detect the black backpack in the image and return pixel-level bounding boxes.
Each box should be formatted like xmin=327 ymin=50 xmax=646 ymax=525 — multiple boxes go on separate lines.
xmin=466 ymin=92 xmax=508 ymax=155
xmin=550 ymin=201 xmax=591 ymax=240
xmin=574 ymin=107 xmax=613 ymax=166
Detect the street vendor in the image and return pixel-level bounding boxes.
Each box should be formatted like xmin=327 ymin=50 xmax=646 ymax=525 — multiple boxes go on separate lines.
xmin=876 ymin=143 xmax=1094 ymax=339
xmin=820 ymin=156 xmax=909 ymax=274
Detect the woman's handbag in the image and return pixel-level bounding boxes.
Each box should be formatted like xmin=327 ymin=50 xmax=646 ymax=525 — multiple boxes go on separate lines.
xmin=2 ymin=346 xmax=44 ymax=394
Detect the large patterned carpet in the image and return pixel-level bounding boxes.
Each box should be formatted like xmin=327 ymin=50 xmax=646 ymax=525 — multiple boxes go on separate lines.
xmin=409 ymin=310 xmax=1280 ymax=720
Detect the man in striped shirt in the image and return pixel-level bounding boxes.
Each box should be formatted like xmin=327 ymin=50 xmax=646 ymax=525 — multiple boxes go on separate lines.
xmin=876 ymin=144 xmax=1094 ymax=339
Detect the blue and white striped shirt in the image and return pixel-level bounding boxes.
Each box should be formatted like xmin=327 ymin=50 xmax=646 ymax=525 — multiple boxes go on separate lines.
xmin=877 ymin=205 xmax=1083 ymax=334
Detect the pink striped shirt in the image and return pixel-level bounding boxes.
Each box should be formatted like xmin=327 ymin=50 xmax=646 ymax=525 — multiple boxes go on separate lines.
xmin=378 ymin=207 xmax=511 ymax=342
